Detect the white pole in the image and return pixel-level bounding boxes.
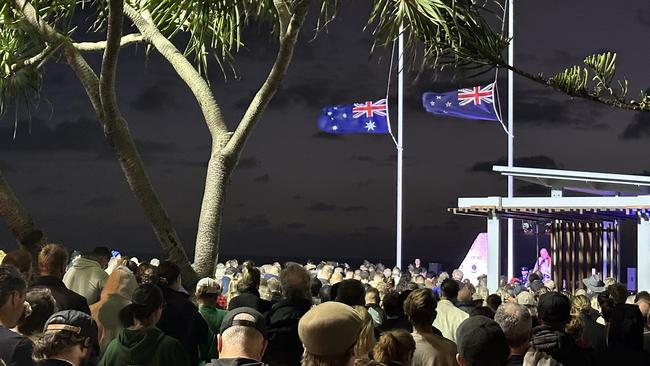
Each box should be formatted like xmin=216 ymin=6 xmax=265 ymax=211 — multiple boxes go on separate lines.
xmin=396 ymin=23 xmax=404 ymax=269
xmin=507 ymin=0 xmax=515 ymax=280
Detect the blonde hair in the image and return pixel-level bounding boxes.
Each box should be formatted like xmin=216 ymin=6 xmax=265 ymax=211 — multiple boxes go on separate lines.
xmin=571 ymin=294 xmax=590 ymax=315
xmin=372 ymin=329 xmax=415 ymax=365
xmin=353 ymin=306 xmax=376 ymax=357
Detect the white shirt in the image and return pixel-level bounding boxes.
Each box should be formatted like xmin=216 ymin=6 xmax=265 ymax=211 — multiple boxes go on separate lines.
xmin=412 ymin=331 xmax=458 ymax=366
xmin=432 ymin=299 xmax=469 ymax=343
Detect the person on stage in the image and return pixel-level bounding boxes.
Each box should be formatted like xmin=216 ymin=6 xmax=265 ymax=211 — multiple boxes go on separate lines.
xmin=532 ymin=248 xmax=552 ymax=282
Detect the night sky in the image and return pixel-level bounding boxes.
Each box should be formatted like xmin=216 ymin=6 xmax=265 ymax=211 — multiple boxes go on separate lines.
xmin=0 ymin=1 xmax=649 ymax=271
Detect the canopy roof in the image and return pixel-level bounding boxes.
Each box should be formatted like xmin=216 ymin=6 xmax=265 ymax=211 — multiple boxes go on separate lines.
xmin=493 ymin=166 xmax=650 ymax=196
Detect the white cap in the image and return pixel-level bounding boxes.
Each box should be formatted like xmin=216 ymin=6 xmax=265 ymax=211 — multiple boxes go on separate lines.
xmin=196 ymin=277 xmax=220 ymax=294
xmin=150 ymin=258 xmax=160 ymax=267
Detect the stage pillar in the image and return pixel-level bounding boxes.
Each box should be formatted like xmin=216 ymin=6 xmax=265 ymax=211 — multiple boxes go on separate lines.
xmin=638 ymin=214 xmax=650 ymax=291
xmin=487 ymin=212 xmax=501 ymax=293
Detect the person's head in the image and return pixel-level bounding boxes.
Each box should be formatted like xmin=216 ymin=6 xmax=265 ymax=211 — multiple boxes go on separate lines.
xmin=218 ymin=307 xmax=268 ymax=361
xmin=310 ymin=276 xmax=323 ymax=299
xmin=365 ymin=287 xmax=380 ymax=305
xmin=607 ymin=283 xmax=628 ymax=305
xmin=2 ymin=249 xmax=33 ymax=283
xmin=452 ymin=269 xmax=464 ymax=281
xmin=237 ymin=263 xmax=261 ymax=293
xmin=195 ymin=277 xmax=220 ymax=306
xmin=455 ymin=316 xmax=510 ymax=366
xmin=38 ymin=244 xmax=69 ymax=279
xmin=335 ymin=279 xmax=365 ymax=306
xmin=458 ymin=286 xmax=472 ymax=303
xmin=540 ymin=248 xmax=549 ymax=260
xmin=403 ymin=288 xmax=437 ymax=327
xmin=0 ymin=264 xmax=27 ymax=328
xmin=157 ymin=260 xmax=181 ymax=289
xmin=299 ymin=302 xmax=362 ymax=366
xmin=119 ymin=283 xmax=164 ymax=328
xmin=90 ymin=247 xmax=111 ymax=270
xmin=414 ymin=258 xmax=421 ymax=267
xmin=440 ymin=278 xmax=460 ymax=301
xmin=383 ymin=268 xmax=392 ymax=279
xmin=382 ymin=291 xmax=403 ymax=318
xmin=33 ymin=310 xmax=99 ymax=365
xmin=372 ymin=329 xmax=416 ymax=366
xmin=537 ymin=292 xmax=571 ymax=331
xmin=353 ymin=306 xmax=375 ymax=357
xmin=486 ymin=293 xmax=502 ymax=313
xmin=280 ymin=262 xmax=311 ymax=301
xmin=634 ymin=291 xmax=650 ymax=324
xmin=607 ymin=304 xmax=644 ymax=350
xmin=571 ymin=294 xmax=591 ymax=315
xmin=494 ymin=303 xmax=532 ymax=351
xmin=18 ymin=287 xmax=57 ymax=337
xmin=135 ymin=263 xmax=159 ymax=285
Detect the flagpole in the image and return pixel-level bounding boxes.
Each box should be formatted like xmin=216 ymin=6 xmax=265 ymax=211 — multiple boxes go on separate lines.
xmin=396 ymin=23 xmax=404 ymax=269
xmin=507 ymin=0 xmax=515 ymax=280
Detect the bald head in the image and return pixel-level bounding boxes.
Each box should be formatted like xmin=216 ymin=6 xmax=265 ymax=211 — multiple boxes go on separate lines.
xmin=494 ymin=302 xmax=532 ymax=349
xmin=218 ymin=313 xmax=267 ymax=361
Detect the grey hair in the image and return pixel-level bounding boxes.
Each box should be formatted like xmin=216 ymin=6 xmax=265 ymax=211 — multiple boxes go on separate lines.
xmin=494 ymin=302 xmax=532 ymax=348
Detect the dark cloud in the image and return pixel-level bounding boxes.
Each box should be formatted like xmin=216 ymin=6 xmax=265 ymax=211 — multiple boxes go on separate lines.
xmin=285 ymin=222 xmax=306 ymax=230
xmin=237 ymin=156 xmax=261 ymax=169
xmin=238 ymin=214 xmax=271 ymax=230
xmin=344 ymin=206 xmax=368 ymax=212
xmin=619 ymin=112 xmax=650 ymax=140
xmin=354 ymin=179 xmax=373 ymax=188
xmin=86 ymin=195 xmax=117 ymax=208
xmin=26 ymin=186 xmax=66 ymax=196
xmin=0 ymin=117 xmax=105 ymax=152
xmin=638 ymin=5 xmax=650 ymax=28
xmin=253 ymin=174 xmax=271 ymax=183
xmin=130 ymin=84 xmax=180 ymax=112
xmin=307 ymin=202 xmax=338 ymax=212
xmin=307 ymin=202 xmax=369 ymax=212
xmin=468 ymin=155 xmax=561 ymax=172
xmin=312 ymin=131 xmax=344 ymax=140
xmin=350 ymin=155 xmax=375 ymax=162
xmin=292 ymin=194 xmax=303 ymax=200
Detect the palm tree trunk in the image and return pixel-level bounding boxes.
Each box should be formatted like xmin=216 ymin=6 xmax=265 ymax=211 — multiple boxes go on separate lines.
xmin=0 ymin=170 xmax=45 ymax=261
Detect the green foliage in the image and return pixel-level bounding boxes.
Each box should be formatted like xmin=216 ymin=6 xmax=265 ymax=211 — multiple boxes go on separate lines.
xmin=547 ymin=52 xmax=647 ymax=110
xmin=129 ymin=0 xmax=279 ymax=76
xmin=368 ymin=0 xmax=509 ymax=75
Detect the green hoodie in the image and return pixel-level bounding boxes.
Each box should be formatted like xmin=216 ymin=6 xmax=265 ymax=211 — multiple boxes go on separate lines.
xmin=98 ymin=326 xmax=190 ymax=366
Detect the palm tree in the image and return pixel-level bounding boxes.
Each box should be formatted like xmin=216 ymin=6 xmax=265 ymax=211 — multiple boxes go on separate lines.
xmin=2 ymin=0 xmax=648 ymax=284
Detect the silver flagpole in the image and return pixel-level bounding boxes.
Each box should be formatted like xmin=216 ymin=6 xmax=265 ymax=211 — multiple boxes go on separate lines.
xmin=507 ymin=0 xmax=515 ymax=280
xmin=396 ymin=23 xmax=404 ymax=269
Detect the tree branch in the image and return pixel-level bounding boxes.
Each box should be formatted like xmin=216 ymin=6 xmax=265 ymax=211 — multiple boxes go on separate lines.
xmin=222 ymin=0 xmax=311 ymax=157
xmin=123 ymin=4 xmax=229 ymax=140
xmin=99 ymin=0 xmax=124 ymax=126
xmin=73 ymin=33 xmax=144 ymax=52
xmin=273 ymin=0 xmax=291 ymax=38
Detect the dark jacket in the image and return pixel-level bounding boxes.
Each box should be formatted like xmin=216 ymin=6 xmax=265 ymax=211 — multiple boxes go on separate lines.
xmin=0 ymin=326 xmax=34 ymax=366
xmin=157 ymin=286 xmax=208 ymax=366
xmin=206 ymin=358 xmax=267 ymax=366
xmin=30 ymin=275 xmax=91 ymax=315
xmin=99 ymin=326 xmax=189 ymax=366
xmin=531 ymin=325 xmax=599 ymax=366
xmin=579 ymin=313 xmax=607 ymax=355
xmin=456 ymin=301 xmax=475 ymax=315
xmin=376 ymin=315 xmax=412 ymax=334
xmin=228 ymin=288 xmax=272 ymax=313
xmin=263 ymin=298 xmax=313 ymax=366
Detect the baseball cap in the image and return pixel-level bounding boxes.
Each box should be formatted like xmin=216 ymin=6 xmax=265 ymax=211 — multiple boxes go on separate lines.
xmin=298 ymin=301 xmax=362 ymax=356
xmin=220 ymin=307 xmax=266 ymax=338
xmin=44 ymin=310 xmax=99 ymax=356
xmin=456 ymin=315 xmax=510 ymax=365
xmin=517 ymin=290 xmax=535 ymax=306
xmin=537 ymin=292 xmax=571 ymax=325
xmin=196 ymin=277 xmax=220 ymax=294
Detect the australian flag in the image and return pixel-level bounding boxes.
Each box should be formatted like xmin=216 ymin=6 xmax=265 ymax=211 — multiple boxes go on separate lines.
xmin=422 ymin=83 xmax=500 ymax=121
xmin=318 ymin=99 xmax=390 ymax=134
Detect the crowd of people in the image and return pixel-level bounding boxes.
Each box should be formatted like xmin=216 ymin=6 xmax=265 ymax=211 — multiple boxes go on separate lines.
xmin=0 ymin=245 xmax=649 ymax=366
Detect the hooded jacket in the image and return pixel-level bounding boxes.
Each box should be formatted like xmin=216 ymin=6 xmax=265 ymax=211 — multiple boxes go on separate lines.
xmin=262 ymin=297 xmax=313 ymax=366
xmin=63 ymin=256 xmax=109 ymax=305
xmin=90 ymin=265 xmax=138 ymax=353
xmin=98 ymin=326 xmax=189 ymax=366
xmin=30 ymin=275 xmax=90 ymax=315
xmin=530 ymin=325 xmax=599 ymax=366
